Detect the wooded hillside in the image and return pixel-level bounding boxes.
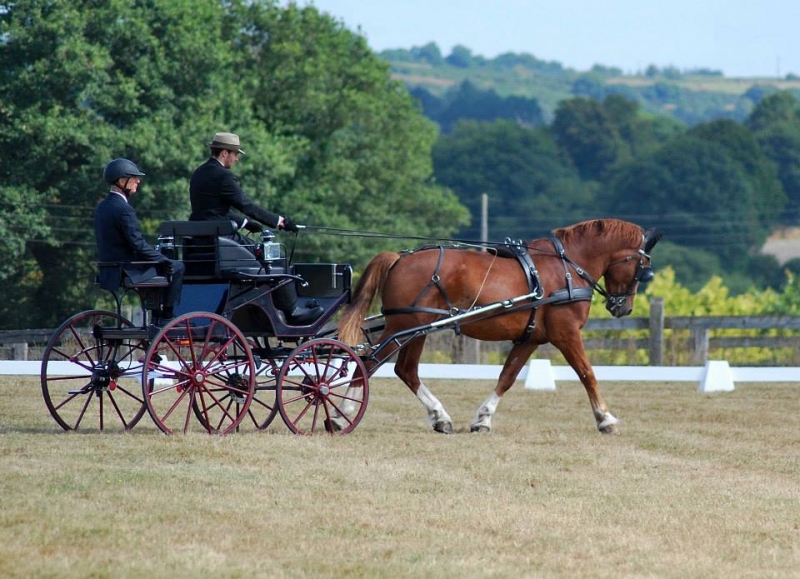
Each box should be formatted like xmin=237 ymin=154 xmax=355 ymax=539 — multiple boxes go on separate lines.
xmin=382 ymin=42 xmax=800 ymax=125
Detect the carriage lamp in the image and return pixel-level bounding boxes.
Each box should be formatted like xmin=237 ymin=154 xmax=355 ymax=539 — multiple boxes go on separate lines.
xmin=255 ymin=230 xmax=281 ymax=262
xmin=156 ymin=235 xmax=176 ymax=260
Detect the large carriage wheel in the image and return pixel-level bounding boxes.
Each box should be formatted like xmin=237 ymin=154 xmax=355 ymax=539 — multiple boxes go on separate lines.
xmin=239 ymin=357 xmax=281 ymax=430
xmin=142 ymin=312 xmax=256 ymax=435
xmin=277 ymin=338 xmax=369 ymax=435
xmin=41 ymin=309 xmax=148 ymax=431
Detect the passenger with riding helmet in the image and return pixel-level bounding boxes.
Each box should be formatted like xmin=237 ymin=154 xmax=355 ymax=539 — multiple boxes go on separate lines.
xmin=94 ymin=158 xmax=185 ymax=324
xmin=189 ymin=131 xmax=322 ymax=325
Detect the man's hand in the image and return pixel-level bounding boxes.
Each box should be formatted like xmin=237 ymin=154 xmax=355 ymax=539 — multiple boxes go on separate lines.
xmin=280 ymin=216 xmax=299 ymax=232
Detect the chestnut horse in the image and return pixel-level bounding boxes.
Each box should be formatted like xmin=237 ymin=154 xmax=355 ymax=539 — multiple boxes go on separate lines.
xmin=338 ymin=218 xmax=661 ymax=434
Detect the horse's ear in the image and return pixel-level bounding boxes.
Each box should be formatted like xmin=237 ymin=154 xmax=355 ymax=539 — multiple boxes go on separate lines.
xmin=644 ymin=228 xmax=663 ymax=253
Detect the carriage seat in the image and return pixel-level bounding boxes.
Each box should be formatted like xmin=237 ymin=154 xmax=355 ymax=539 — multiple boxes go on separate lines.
xmin=217 ymin=236 xmax=271 ymax=278
xmin=94 ymin=262 xmax=171 ymax=322
xmin=159 ymin=220 xmax=282 ymax=280
xmin=94 ymin=262 xmax=170 ymax=291
xmin=122 ymin=275 xmax=169 ymax=288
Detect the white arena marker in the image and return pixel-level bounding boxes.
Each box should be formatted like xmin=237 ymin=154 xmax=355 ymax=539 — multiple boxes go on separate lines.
xmin=524 ymin=359 xmax=557 ymax=391
xmin=699 ymin=360 xmax=735 ymax=392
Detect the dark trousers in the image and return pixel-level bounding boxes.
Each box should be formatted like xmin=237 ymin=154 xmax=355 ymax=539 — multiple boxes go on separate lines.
xmin=163 ymin=261 xmax=186 ymax=309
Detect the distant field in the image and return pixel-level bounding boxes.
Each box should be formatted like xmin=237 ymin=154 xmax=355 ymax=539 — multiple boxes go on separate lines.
xmin=607 ymin=75 xmax=800 ymax=95
xmin=1 ymin=376 xmax=798 ymax=579
xmin=761 ymin=226 xmax=800 ymax=264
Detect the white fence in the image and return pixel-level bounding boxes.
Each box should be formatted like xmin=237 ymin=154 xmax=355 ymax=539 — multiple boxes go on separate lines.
xmin=8 ymin=359 xmax=798 ymax=392
xmin=373 ymin=359 xmax=798 ymax=392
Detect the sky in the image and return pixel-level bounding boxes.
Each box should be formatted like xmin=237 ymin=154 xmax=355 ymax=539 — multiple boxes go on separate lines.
xmin=297 ymin=0 xmax=800 ymax=78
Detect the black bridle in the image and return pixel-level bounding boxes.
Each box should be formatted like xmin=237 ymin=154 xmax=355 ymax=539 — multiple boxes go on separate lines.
xmin=599 ymin=249 xmax=655 ymax=314
xmin=549 ymin=230 xmax=659 ymax=316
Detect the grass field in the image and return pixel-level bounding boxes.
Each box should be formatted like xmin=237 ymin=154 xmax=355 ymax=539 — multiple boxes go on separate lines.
xmin=1 ymin=375 xmax=798 ymax=578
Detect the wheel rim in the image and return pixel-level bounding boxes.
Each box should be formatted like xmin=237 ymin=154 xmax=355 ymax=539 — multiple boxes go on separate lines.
xmin=41 ymin=310 xmax=147 ymax=431
xmin=142 ymin=313 xmax=256 ymax=435
xmin=277 ymin=338 xmax=369 ymax=435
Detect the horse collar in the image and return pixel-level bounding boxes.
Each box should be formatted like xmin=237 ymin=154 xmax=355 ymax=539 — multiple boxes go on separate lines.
xmin=549 ymin=235 xmax=604 ymax=300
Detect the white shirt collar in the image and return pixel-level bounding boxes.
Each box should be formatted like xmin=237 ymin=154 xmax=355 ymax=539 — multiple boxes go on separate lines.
xmin=110 ymin=190 xmax=128 ymax=203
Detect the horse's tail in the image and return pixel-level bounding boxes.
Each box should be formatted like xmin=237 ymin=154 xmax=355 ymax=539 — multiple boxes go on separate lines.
xmin=338 ymin=251 xmax=402 ymax=346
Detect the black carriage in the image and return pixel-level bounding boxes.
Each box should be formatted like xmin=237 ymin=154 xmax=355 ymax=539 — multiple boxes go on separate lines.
xmin=40 ymin=221 xmax=368 ymax=435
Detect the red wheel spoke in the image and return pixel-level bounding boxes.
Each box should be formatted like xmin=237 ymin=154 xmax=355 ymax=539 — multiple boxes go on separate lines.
xmin=277 ymin=339 xmax=369 ymax=435
xmin=42 ymin=310 xmax=147 ymax=432
xmin=143 ymin=313 xmax=255 ymax=435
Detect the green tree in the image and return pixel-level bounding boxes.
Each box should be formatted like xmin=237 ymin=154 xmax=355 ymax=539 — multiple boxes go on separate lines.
xmin=420 ymin=80 xmax=544 ymax=133
xmin=551 ymin=96 xmax=630 ymax=181
xmin=433 ymin=120 xmax=593 ymax=240
xmin=410 ymin=42 xmax=444 ymax=65
xmin=0 ymin=0 xmax=467 ymax=327
xmin=602 ymin=135 xmax=759 ymax=266
xmin=745 ymin=90 xmax=799 ymax=132
xmin=445 ymin=45 xmax=473 ymax=68
xmin=689 ymin=119 xmax=786 ymax=238
xmin=745 ymin=91 xmax=800 ymax=222
xmin=647 ymin=241 xmax=722 ymax=291
xmin=0 ymin=0 xmax=234 ymax=326
xmin=227 ymin=2 xmax=467 ymax=263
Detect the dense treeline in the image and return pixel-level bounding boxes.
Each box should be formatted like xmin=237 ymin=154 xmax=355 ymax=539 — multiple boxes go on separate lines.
xmin=442 ymin=89 xmax=800 ymax=292
xmin=2 ymin=3 xmax=799 ymax=329
xmin=390 ymin=44 xmax=800 ymax=295
xmin=0 ymin=0 xmax=468 ymax=328
xmin=429 ymin=90 xmax=800 ymax=294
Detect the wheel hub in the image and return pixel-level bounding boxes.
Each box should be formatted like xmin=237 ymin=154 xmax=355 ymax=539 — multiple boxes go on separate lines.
xmin=91 ymin=365 xmax=112 ymax=392
xmin=227 ymin=373 xmax=248 ymax=404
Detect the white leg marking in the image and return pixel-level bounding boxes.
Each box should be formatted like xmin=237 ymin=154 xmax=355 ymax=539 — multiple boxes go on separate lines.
xmin=598 ymin=412 xmax=619 ymax=430
xmin=416 ymin=382 xmax=452 ymax=427
xmin=341 ymin=385 xmax=358 ymax=415
xmin=471 ymin=391 xmax=501 ymax=431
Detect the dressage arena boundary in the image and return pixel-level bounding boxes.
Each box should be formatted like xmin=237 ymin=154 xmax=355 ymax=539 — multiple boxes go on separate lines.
xmin=3 ymin=359 xmax=797 ymax=392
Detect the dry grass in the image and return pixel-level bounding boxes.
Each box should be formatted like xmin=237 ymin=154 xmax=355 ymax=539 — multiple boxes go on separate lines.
xmin=1 ymin=376 xmax=798 ymax=579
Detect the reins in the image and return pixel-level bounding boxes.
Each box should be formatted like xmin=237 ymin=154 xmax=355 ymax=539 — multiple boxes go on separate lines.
xmin=301 ymin=225 xmax=511 ymax=248
xmin=297 ymin=224 xmax=652 ymax=316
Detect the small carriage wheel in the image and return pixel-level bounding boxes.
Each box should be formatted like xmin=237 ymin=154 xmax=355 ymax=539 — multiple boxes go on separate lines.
xmin=205 ymin=354 xmax=280 ymax=431
xmin=41 ymin=309 xmax=148 ymax=432
xmin=142 ymin=312 xmax=256 ymax=435
xmin=277 ymin=338 xmax=369 ymax=435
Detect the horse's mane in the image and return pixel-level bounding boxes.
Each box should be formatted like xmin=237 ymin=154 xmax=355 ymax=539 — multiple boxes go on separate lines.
xmin=551 ymin=218 xmax=642 ymax=248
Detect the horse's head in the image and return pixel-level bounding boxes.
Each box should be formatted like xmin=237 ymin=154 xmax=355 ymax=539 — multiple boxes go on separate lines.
xmin=601 ymin=227 xmax=662 ymax=317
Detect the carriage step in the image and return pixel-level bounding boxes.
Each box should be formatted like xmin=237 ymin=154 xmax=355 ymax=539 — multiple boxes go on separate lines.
xmin=93 ymin=326 xmax=149 ymax=341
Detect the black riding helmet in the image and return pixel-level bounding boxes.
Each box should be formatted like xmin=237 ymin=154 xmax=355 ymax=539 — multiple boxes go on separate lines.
xmin=103 ymin=158 xmax=145 ymax=184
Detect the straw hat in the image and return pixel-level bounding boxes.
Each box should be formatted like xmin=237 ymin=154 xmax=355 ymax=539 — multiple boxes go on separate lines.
xmin=208 ymin=132 xmax=245 ymax=154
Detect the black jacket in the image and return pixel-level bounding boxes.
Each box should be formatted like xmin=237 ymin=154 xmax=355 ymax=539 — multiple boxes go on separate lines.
xmin=189 ymin=158 xmax=280 ymax=228
xmin=94 ymin=192 xmax=169 ymax=291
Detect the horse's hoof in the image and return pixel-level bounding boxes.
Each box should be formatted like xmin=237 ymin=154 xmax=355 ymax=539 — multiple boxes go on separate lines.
xmin=470 ymin=425 xmax=491 ymax=433
xmin=433 ymin=421 xmax=454 ymax=434
xmin=599 ymin=424 xmax=620 ymax=435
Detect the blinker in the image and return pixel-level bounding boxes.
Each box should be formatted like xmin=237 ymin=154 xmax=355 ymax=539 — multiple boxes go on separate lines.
xmin=636 ymin=266 xmax=654 ymax=284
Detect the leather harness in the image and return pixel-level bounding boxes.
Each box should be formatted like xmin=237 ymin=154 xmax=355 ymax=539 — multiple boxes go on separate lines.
xmin=381 ymin=236 xmax=594 ymax=344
